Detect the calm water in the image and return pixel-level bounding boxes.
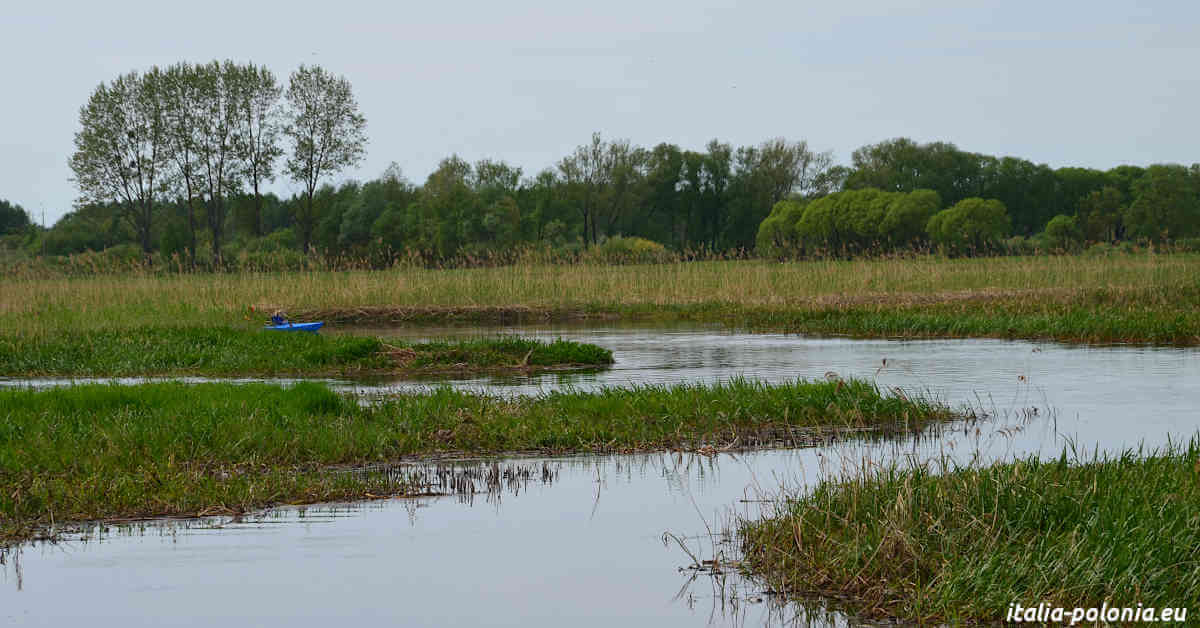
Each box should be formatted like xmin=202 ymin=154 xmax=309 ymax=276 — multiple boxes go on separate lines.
xmin=3 ymin=325 xmax=1198 ymax=626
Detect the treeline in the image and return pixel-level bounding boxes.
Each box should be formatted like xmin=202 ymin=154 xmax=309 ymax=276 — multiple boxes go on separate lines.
xmin=4 ymin=56 xmax=1200 ymax=268
xmin=65 ymin=59 xmax=365 ymax=263
xmin=758 ymin=139 xmax=1200 ymax=258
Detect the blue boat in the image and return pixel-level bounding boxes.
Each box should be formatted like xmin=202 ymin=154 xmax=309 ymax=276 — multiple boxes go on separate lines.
xmin=265 ymin=314 xmax=324 ymax=333
xmin=265 ymin=321 xmax=324 ymax=332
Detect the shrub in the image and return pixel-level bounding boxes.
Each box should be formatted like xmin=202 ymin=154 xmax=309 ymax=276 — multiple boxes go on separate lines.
xmin=1044 ymin=214 xmax=1084 ymax=252
xmin=584 ymin=236 xmax=672 ymax=264
xmin=789 ymin=189 xmax=940 ymax=256
xmin=926 ymin=198 xmax=1010 ymax=254
xmin=1170 ymin=237 xmax=1200 ymax=253
xmin=755 ymin=200 xmax=807 ymax=258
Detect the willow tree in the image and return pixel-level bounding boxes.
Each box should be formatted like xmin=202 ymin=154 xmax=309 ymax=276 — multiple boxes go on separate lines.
xmin=284 ymin=64 xmax=367 ymax=252
xmin=69 ymin=68 xmax=169 ymax=257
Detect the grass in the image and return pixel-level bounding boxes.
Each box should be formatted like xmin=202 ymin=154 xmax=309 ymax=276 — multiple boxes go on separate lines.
xmin=0 ymin=329 xmax=612 ymax=377
xmin=737 ymin=441 xmax=1200 ymax=623
xmin=0 ymin=378 xmax=954 ymax=545
xmin=1 ymin=254 xmax=1198 ymax=344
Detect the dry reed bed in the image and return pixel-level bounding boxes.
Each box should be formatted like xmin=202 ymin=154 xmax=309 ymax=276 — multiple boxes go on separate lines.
xmin=1 ymin=255 xmax=1197 ymax=342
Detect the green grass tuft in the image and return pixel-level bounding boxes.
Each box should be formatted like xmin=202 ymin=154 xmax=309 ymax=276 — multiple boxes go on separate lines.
xmin=0 ymin=328 xmax=612 ymax=377
xmin=0 ymin=378 xmax=951 ymax=545
xmin=738 ymin=441 xmax=1200 ymax=623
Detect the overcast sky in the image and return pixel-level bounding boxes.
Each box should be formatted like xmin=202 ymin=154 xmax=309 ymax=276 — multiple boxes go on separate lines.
xmin=4 ymin=0 xmax=1198 ymax=225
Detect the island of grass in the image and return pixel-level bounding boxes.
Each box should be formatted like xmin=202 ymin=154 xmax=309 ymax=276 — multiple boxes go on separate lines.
xmin=737 ymin=444 xmax=1200 ymax=624
xmin=0 ymin=378 xmax=955 ymax=545
xmin=0 ymin=328 xmax=613 ymax=377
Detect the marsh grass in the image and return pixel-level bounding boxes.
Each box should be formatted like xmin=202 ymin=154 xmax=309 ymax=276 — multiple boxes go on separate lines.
xmin=0 ymin=329 xmax=612 ymax=377
xmin=2 ymin=254 xmax=1197 ymax=343
xmin=737 ymin=441 xmax=1200 ymax=623
xmin=0 ymin=378 xmax=953 ymax=544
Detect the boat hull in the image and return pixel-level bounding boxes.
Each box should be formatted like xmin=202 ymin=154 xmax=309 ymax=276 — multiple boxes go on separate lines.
xmin=264 ymin=322 xmax=324 ymax=332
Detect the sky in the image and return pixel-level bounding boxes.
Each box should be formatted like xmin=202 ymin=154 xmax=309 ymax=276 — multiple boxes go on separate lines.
xmin=3 ymin=0 xmax=1199 ymax=225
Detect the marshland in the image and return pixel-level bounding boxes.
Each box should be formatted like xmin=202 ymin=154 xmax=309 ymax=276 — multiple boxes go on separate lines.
xmin=4 ymin=31 xmax=1200 ymax=623
xmin=3 ymin=281 xmax=1200 ymax=624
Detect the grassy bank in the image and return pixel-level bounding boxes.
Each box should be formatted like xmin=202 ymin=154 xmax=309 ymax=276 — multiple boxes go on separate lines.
xmin=0 ymin=378 xmax=953 ymax=545
xmin=0 ymin=329 xmax=612 ymax=377
xmin=738 ymin=443 xmax=1200 ymax=623
xmin=2 ymin=254 xmax=1198 ymax=344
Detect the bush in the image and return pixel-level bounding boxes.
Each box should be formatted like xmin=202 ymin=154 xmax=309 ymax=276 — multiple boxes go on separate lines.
xmin=1044 ymin=214 xmax=1083 ymax=252
xmin=880 ymin=189 xmax=940 ymax=247
xmin=789 ymin=189 xmax=940 ymax=256
xmin=926 ymin=198 xmax=1010 ymax=254
xmin=1170 ymin=237 xmax=1200 ymax=253
xmin=245 ymin=228 xmax=298 ymax=254
xmin=755 ymin=200 xmax=807 ymax=258
xmin=584 ymin=236 xmax=672 ymax=264
xmin=1083 ymin=241 xmax=1135 ymax=257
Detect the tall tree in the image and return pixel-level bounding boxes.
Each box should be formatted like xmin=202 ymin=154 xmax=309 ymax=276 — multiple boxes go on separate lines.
xmin=284 ymin=64 xmax=368 ymax=252
xmin=1125 ymin=164 xmax=1200 ymax=241
xmin=558 ymin=133 xmax=609 ymax=246
xmin=161 ymin=62 xmax=204 ymax=262
xmin=233 ymin=63 xmax=283 ymax=237
xmin=0 ymin=199 xmax=33 ymax=236
xmin=195 ymin=61 xmax=246 ymax=263
xmin=69 ymin=69 xmax=169 ymax=257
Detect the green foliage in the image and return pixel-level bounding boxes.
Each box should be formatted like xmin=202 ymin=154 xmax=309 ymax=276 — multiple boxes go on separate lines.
xmin=0 ymin=329 xmax=612 ymax=377
xmin=1077 ymin=185 xmax=1125 ymax=242
xmin=789 ymin=188 xmax=940 ymax=255
xmin=739 ymin=442 xmax=1200 ymax=622
xmin=0 ymin=199 xmax=33 ymax=236
xmin=1125 ymin=164 xmax=1200 ymax=242
xmin=0 ymin=378 xmax=950 ymax=542
xmin=926 ymin=198 xmax=1010 ymax=253
xmin=880 ymin=188 xmax=940 ymax=245
xmin=584 ymin=235 xmax=671 ymax=264
xmin=1043 ymin=214 xmax=1083 ymax=251
xmin=755 ymin=199 xmax=807 ymax=258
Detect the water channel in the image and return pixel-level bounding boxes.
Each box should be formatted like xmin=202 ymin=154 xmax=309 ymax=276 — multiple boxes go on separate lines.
xmin=2 ymin=325 xmax=1198 ymax=626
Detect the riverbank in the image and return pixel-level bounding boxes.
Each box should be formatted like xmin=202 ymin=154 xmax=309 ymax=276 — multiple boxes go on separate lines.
xmin=737 ymin=442 xmax=1200 ymax=623
xmin=0 ymin=378 xmax=954 ymax=545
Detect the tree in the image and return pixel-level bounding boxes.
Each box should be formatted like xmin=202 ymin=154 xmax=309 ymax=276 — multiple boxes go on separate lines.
xmin=233 ymin=63 xmax=283 ymax=237
xmin=846 ymin=138 xmax=984 ymax=206
xmin=558 ymin=133 xmax=609 ymax=247
xmin=192 ymin=60 xmax=246 ymax=264
xmin=1077 ymin=186 xmax=1124 ymax=242
xmin=1125 ymin=164 xmax=1200 ymax=242
xmin=284 ymin=65 xmax=368 ymax=252
xmin=926 ymin=198 xmax=1010 ymax=253
xmin=0 ymin=199 xmax=33 ymax=236
xmin=881 ymin=189 xmax=941 ymax=247
xmin=161 ymin=62 xmax=204 ymax=262
xmin=69 ymin=68 xmax=169 ymax=257
xmin=755 ymin=199 xmax=806 ymax=258
xmin=1044 ymin=214 xmax=1083 ymax=251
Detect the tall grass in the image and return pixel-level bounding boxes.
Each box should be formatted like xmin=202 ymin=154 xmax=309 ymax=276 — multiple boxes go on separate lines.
xmin=0 ymin=329 xmax=612 ymax=376
xmin=738 ymin=441 xmax=1200 ymax=623
xmin=0 ymin=379 xmax=953 ymax=544
xmin=2 ymin=255 xmax=1197 ymax=343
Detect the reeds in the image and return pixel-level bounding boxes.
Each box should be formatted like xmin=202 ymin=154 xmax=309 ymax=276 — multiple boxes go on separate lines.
xmin=737 ymin=440 xmax=1200 ymax=623
xmin=2 ymin=254 xmax=1198 ymax=342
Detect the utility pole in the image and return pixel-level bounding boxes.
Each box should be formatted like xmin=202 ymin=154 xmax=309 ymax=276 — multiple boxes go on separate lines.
xmin=41 ymin=205 xmax=46 ymax=257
